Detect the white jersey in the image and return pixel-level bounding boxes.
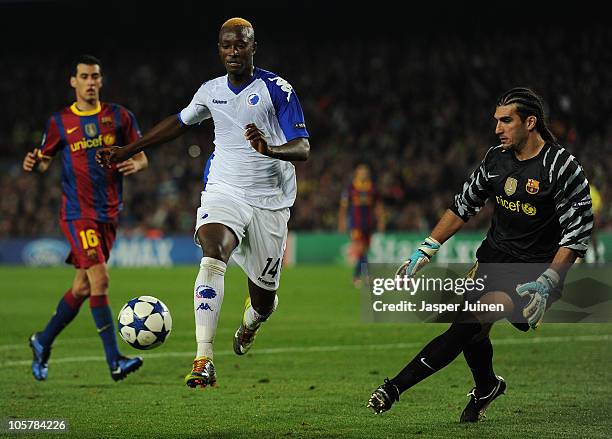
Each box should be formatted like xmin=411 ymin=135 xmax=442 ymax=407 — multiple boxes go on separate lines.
xmin=179 ymin=67 xmax=309 ymax=210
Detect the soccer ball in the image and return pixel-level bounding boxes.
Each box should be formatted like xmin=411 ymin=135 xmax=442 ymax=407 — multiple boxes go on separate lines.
xmin=117 ymin=296 xmax=172 ymax=350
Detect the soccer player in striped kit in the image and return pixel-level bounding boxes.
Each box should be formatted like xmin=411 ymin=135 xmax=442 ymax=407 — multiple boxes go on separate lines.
xmin=367 ymin=88 xmax=593 ymax=421
xmin=23 ymin=55 xmax=149 ymax=382
xmin=338 ymin=163 xmax=385 ymax=287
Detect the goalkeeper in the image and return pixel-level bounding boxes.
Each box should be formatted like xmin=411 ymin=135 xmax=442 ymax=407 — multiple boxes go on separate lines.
xmin=367 ymin=88 xmax=593 ymax=421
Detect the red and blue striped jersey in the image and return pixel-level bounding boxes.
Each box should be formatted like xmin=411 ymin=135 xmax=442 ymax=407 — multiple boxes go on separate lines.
xmin=39 ymin=102 xmax=141 ymax=222
xmin=341 ymin=179 xmax=379 ymax=232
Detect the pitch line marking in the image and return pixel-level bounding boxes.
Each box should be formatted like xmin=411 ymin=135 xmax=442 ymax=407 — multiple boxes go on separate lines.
xmin=1 ymin=334 xmax=610 ymax=367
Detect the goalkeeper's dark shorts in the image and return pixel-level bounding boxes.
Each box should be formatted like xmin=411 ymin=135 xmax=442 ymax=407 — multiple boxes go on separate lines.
xmin=464 ymin=261 xmax=562 ymax=332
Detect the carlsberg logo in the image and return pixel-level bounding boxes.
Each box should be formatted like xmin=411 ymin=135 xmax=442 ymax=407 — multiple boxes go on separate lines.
xmin=269 ymin=76 xmax=293 ymax=102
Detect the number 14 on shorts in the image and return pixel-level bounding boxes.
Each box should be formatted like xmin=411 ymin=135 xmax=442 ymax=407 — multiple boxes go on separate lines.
xmin=261 ymin=258 xmax=280 ymax=277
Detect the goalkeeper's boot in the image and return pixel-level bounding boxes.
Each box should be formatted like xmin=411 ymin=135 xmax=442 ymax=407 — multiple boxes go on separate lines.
xmin=233 ymin=297 xmax=259 ymax=356
xmin=460 ymin=375 xmax=506 ymax=422
xmin=110 ymin=355 xmax=143 ymax=382
xmin=367 ymin=378 xmax=400 ymax=414
xmin=185 ymin=356 xmax=217 ymax=388
xmin=29 ymin=332 xmax=51 ymax=381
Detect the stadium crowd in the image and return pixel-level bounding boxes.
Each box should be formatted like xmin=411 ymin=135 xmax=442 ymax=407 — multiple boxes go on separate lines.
xmin=1 ymin=24 xmax=610 ymax=237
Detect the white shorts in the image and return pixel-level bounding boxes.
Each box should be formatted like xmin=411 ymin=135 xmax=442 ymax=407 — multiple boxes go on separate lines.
xmin=194 ymin=191 xmax=290 ymax=291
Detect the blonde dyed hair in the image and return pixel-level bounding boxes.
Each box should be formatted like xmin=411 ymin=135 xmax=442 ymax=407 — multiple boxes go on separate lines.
xmin=221 ymin=17 xmax=253 ymax=30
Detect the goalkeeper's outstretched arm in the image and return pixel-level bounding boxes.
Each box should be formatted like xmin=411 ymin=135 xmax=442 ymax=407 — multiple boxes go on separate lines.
xmin=430 ymin=209 xmax=466 ymax=245
xmin=398 ymin=147 xmax=490 ymax=278
xmin=397 ymin=209 xmax=467 ymax=278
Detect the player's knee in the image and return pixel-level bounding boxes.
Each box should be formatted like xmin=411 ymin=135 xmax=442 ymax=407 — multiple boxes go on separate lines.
xmin=84 ymin=263 xmax=111 ymax=295
xmin=72 ymin=284 xmax=91 ymax=299
xmin=90 ymin=273 xmax=110 ymax=295
xmin=473 ymin=291 xmax=515 ymax=322
xmin=71 ymin=275 xmax=91 ymax=298
xmin=197 ymin=224 xmax=237 ymax=263
xmin=201 ymin=241 xmax=231 ymax=263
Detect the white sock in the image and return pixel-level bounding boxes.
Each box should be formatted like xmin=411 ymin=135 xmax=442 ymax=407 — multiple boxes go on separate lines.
xmin=244 ymin=294 xmax=278 ymax=330
xmin=194 ymin=257 xmax=226 ymax=360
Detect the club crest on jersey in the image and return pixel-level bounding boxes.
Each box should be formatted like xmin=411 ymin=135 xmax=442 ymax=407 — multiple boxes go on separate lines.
xmin=85 ymin=123 xmax=98 ymax=137
xmin=504 ymin=177 xmax=517 ymax=196
xmin=526 ymin=178 xmax=540 ymax=195
xmin=103 ymin=134 xmax=116 ymax=146
xmin=101 ymin=116 xmax=113 ymax=127
xmin=247 ymin=93 xmax=260 ymax=106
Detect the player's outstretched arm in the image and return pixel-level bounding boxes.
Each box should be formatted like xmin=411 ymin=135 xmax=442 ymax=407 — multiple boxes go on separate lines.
xmin=397 ymin=209 xmax=465 ymax=278
xmin=245 ymin=123 xmax=309 ymax=161
xmin=96 ymin=114 xmax=190 ymax=167
xmin=22 ymin=148 xmax=52 ymax=173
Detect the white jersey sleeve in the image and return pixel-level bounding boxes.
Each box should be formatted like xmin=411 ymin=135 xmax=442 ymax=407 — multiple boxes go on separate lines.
xmin=179 ymin=82 xmax=212 ymax=125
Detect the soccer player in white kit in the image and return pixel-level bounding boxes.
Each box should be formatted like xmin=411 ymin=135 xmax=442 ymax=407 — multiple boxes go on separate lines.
xmin=96 ymin=17 xmax=310 ymax=388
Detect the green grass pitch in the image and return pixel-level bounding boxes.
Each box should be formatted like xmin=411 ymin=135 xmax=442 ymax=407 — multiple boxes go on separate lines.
xmin=1 ymin=265 xmax=611 ymax=438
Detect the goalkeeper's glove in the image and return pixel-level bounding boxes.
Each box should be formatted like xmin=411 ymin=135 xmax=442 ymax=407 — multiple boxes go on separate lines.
xmin=396 ymin=237 xmax=441 ymax=278
xmin=516 ymin=268 xmax=560 ymax=330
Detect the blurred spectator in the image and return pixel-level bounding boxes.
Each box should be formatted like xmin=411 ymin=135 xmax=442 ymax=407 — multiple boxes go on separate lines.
xmin=1 ymin=24 xmax=610 ymax=236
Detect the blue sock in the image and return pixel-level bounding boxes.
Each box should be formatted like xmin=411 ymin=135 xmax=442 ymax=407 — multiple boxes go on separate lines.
xmin=38 ymin=289 xmax=86 ymax=346
xmin=354 ymin=254 xmax=368 ymax=279
xmin=90 ymin=295 xmax=120 ymax=366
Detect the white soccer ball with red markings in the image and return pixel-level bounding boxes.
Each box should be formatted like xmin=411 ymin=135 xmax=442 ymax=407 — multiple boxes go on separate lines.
xmin=117 ymin=296 xmax=172 ymax=350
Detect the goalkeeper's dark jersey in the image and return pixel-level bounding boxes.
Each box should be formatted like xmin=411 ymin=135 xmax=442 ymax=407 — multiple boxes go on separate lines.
xmin=450 ymin=142 xmax=593 ymax=263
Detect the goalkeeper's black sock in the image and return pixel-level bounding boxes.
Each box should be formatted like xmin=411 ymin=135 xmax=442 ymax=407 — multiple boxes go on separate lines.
xmin=390 ymin=319 xmax=481 ymax=394
xmin=463 ymin=336 xmax=497 ymax=393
